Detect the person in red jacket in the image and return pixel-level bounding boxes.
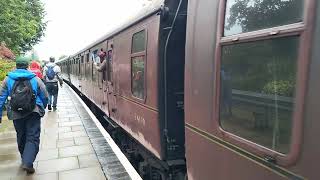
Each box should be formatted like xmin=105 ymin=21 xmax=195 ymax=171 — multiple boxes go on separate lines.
xmin=29 ymin=61 xmax=43 ymax=79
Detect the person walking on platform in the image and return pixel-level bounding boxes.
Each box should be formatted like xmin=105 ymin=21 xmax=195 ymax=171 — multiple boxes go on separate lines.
xmin=43 ymin=57 xmax=63 ymax=111
xmin=0 ymin=56 xmax=48 ymax=174
xmin=29 ymin=61 xmax=43 ymax=79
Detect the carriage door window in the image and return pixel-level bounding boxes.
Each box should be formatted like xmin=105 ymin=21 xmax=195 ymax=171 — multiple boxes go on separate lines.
xmin=131 ymin=30 xmax=146 ymax=100
xmin=106 ymin=49 xmax=112 ymax=82
xmin=85 ymin=53 xmax=89 ymax=79
xmin=92 ymin=50 xmax=98 ymax=83
xmin=80 ymin=56 xmax=84 ymax=77
xmin=218 ymin=0 xmax=304 ymax=154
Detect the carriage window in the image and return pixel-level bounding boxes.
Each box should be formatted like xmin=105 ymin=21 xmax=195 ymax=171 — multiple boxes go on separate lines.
xmin=220 ymin=37 xmax=299 ymax=153
xmin=224 ymin=0 xmax=303 ymax=36
xmin=132 ymin=30 xmax=146 ymax=53
xmin=92 ymin=64 xmax=97 ymax=82
xmin=131 ymin=56 xmax=145 ymax=100
xmin=85 ymin=54 xmax=90 ymax=79
xmin=86 ymin=53 xmax=89 ymax=63
xmin=217 ymin=0 xmax=308 ymax=155
xmin=77 ymin=58 xmax=80 ymax=75
xmin=92 ymin=50 xmax=100 ymax=63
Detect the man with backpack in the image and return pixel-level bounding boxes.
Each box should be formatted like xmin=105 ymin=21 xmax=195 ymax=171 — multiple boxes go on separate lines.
xmin=0 ymin=56 xmax=48 ymax=174
xmin=43 ymin=57 xmax=63 ymax=111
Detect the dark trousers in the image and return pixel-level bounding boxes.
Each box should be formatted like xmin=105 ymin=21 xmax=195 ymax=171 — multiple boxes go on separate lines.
xmin=46 ymin=82 xmax=59 ymax=107
xmin=13 ymin=113 xmax=41 ymax=168
xmin=48 ymin=93 xmax=58 ymax=107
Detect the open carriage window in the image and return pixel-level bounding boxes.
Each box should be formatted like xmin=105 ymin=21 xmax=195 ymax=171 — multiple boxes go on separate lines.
xmin=131 ymin=30 xmax=147 ymax=100
xmin=131 ymin=56 xmax=145 ymax=100
xmin=216 ymin=0 xmax=311 ymax=158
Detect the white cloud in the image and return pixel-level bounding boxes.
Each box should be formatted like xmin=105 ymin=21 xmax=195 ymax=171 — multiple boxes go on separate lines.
xmin=34 ymin=0 xmax=148 ymax=61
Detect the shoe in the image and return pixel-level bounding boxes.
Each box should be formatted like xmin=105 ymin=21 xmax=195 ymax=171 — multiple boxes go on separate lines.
xmin=53 ymin=106 xmax=57 ymax=111
xmin=48 ymin=105 xmax=52 ymax=111
xmin=22 ymin=164 xmax=35 ymax=174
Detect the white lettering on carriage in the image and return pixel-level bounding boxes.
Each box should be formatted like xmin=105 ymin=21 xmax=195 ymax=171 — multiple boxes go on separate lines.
xmin=134 ymin=113 xmax=145 ymax=126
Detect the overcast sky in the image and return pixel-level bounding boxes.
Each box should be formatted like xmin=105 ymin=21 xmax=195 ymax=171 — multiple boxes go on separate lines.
xmin=34 ymin=0 xmax=150 ymax=61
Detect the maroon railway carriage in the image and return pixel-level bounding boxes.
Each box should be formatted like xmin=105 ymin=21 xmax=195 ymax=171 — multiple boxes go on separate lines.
xmin=185 ymin=0 xmax=319 ymax=180
xmin=58 ymin=0 xmax=188 ymax=179
xmin=58 ymin=0 xmax=320 ymax=179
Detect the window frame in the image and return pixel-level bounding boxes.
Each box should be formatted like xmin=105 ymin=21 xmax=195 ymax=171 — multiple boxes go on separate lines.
xmin=130 ymin=29 xmax=148 ymax=102
xmin=78 ymin=55 xmax=83 ymax=78
xmin=213 ymin=0 xmax=316 ymax=166
xmin=106 ymin=41 xmax=113 ymax=83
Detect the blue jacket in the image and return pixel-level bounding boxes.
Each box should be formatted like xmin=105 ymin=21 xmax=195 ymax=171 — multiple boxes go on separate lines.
xmin=0 ymin=69 xmax=48 ymax=120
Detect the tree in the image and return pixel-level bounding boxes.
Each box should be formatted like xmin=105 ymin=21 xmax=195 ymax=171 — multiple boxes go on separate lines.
xmin=0 ymin=0 xmax=47 ymax=54
xmin=225 ymin=0 xmax=302 ymax=35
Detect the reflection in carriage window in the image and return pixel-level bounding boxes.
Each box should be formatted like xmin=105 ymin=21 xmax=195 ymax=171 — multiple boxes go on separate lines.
xmin=219 ymin=36 xmax=299 ymax=153
xmin=131 ymin=56 xmax=145 ymax=99
xmin=224 ymin=0 xmax=303 ymax=36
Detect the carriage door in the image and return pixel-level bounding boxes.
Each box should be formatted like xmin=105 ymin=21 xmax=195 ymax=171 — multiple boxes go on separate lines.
xmin=105 ymin=40 xmax=117 ymax=118
xmin=102 ymin=43 xmax=109 ymax=116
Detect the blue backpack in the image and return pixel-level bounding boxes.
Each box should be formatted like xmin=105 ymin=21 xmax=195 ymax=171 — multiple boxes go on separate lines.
xmin=46 ymin=66 xmax=56 ymax=80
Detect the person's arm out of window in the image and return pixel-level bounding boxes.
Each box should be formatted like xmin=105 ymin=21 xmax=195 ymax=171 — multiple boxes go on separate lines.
xmin=95 ymin=60 xmax=107 ymax=72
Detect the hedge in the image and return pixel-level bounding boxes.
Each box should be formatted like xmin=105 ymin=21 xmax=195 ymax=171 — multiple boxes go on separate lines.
xmin=0 ymin=59 xmax=15 ymax=82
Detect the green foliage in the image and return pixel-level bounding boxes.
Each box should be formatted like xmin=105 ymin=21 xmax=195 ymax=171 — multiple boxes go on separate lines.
xmin=0 ymin=59 xmax=15 ymax=82
xmin=0 ymin=0 xmax=47 ymax=54
xmin=225 ymin=0 xmax=302 ymax=35
xmin=262 ymin=80 xmax=294 ymax=97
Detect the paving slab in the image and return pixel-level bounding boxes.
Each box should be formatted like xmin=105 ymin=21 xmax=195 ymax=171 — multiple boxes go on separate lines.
xmin=35 ymin=149 xmax=59 ymax=161
xmin=36 ymin=157 xmax=79 ymax=174
xmin=58 ymin=130 xmax=87 ymax=139
xmin=78 ymin=153 xmax=100 ymax=168
xmin=59 ymin=167 xmax=106 ymax=180
xmin=57 ymin=139 xmax=75 ymax=148
xmin=11 ymin=172 xmax=58 ymax=180
xmin=59 ymin=144 xmax=94 ymax=158
xmin=74 ymin=136 xmax=91 ymax=145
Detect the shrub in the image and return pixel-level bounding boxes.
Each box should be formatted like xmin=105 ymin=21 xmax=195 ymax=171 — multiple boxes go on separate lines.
xmin=0 ymin=59 xmax=15 ymax=82
xmin=262 ymin=80 xmax=295 ymax=97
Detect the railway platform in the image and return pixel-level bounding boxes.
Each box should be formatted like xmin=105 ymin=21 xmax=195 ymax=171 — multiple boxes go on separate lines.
xmin=0 ymin=85 xmax=141 ymax=180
